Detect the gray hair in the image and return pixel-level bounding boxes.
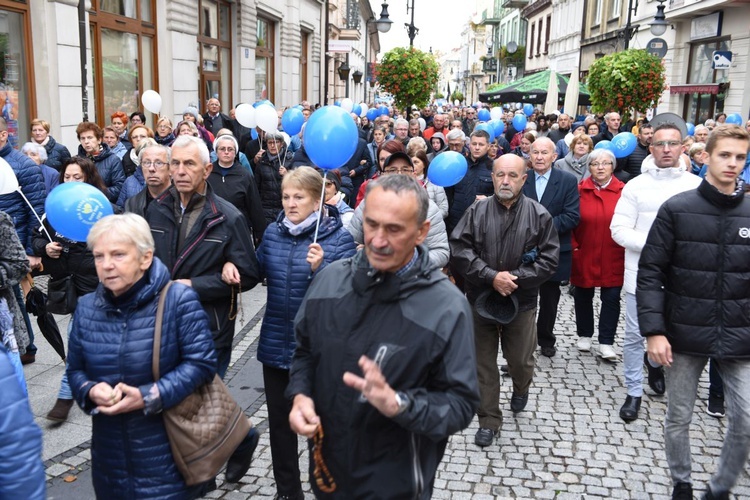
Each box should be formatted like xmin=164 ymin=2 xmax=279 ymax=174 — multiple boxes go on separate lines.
xmin=694 ymin=125 xmax=708 ymax=134
xmin=365 ymin=174 xmax=429 ymax=225
xmin=87 ymin=213 xmax=155 ymax=257
xmin=395 ymin=118 xmax=409 ymax=128
xmin=138 ymin=142 xmax=171 ymax=164
xmin=587 ymin=148 xmax=616 ymax=169
xmin=21 ymin=142 xmax=47 ymax=162
xmin=446 ymin=128 xmax=465 ymax=141
xmin=172 ymin=135 xmax=210 ymax=165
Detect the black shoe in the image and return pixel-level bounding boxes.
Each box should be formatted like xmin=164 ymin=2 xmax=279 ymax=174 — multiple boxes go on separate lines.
xmin=510 ymin=392 xmax=529 ymax=413
xmin=540 ymin=346 xmax=556 ymax=357
xmin=672 ymin=482 xmax=692 ymax=499
xmin=474 ymin=428 xmax=496 ymax=447
xmin=619 ymin=395 xmax=641 ymax=422
xmin=273 ymin=492 xmax=305 ymax=500
xmin=225 ymin=428 xmax=260 ymax=483
xmin=644 ymin=353 xmax=666 ymax=395
xmin=702 ymin=486 xmax=730 ymax=500
xmin=20 ymin=353 xmax=36 ymax=365
xmin=500 ymin=364 xmax=509 ymax=373
xmin=707 ymin=393 xmax=725 ymax=418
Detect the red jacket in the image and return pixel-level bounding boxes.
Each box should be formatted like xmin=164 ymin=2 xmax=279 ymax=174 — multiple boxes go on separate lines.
xmin=570 ymin=176 xmax=625 ymax=288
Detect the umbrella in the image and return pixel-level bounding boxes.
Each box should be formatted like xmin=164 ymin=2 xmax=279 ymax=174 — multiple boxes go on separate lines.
xmin=544 ymin=69 xmax=559 ymax=114
xmin=564 ymin=67 xmax=581 ymax=117
xmin=478 ymin=70 xmax=591 ymax=106
xmin=25 ymin=287 xmax=66 ymax=361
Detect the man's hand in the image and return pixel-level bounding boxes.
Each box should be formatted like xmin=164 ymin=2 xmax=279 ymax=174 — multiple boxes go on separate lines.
xmin=492 ymin=271 xmax=518 ymax=296
xmin=647 ymin=335 xmax=673 ymax=368
xmin=289 ymin=394 xmax=320 ymax=438
xmin=97 ymin=382 xmax=145 ymax=415
xmin=343 ymin=355 xmax=399 ymax=418
xmin=27 ymin=255 xmax=42 ymax=269
xmin=45 ymin=242 xmax=63 ymax=259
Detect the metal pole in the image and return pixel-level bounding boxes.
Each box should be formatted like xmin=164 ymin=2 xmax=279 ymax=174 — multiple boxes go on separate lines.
xmin=624 ymin=0 xmax=635 ymax=50
xmin=78 ymin=0 xmax=88 ymax=122
xmin=324 ymin=0 xmax=330 ymax=105
xmin=408 ymin=0 xmax=416 ymax=47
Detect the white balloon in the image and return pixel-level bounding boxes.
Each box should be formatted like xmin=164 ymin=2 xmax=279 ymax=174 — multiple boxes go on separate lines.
xmin=0 ymin=157 xmax=19 ymax=195
xmin=141 ymin=90 xmax=162 ymax=115
xmin=436 ymin=106 xmax=444 ymax=113
xmin=281 ymin=132 xmax=291 ymax=148
xmin=256 ymin=104 xmax=279 ymax=134
xmin=340 ymin=98 xmax=354 ymax=113
xmin=418 ymin=117 xmax=426 ymax=132
xmin=235 ymin=103 xmax=256 ymax=129
xmin=490 ymin=107 xmax=503 ymax=121
xmin=516 ymin=103 xmax=522 ymax=110
xmin=453 ymin=100 xmax=459 ymax=106
xmin=359 ymin=103 xmax=368 ymax=117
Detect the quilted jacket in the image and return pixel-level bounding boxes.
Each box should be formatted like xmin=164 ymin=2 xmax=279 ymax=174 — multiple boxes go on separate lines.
xmin=0 ymin=143 xmax=46 ymax=254
xmin=67 ymin=258 xmax=217 ymax=499
xmin=42 ymin=136 xmax=71 ymax=171
xmin=77 ymin=143 xmax=126 ymax=203
xmin=256 ymin=207 xmax=356 ymax=369
xmin=117 ymin=165 xmax=145 ymax=208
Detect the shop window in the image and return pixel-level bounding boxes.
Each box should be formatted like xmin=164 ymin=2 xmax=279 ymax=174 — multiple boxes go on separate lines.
xmin=256 ymin=17 xmax=275 ymax=102
xmin=683 ymin=39 xmax=730 ymax=125
xmin=198 ymin=0 xmax=232 ymax=109
xmin=300 ymin=31 xmax=309 ymax=102
xmin=89 ymin=0 xmax=156 ymax=126
xmin=0 ymin=2 xmax=34 ymax=148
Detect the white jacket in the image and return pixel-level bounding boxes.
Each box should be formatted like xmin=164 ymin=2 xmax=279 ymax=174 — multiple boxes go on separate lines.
xmin=610 ymin=155 xmax=701 ymax=294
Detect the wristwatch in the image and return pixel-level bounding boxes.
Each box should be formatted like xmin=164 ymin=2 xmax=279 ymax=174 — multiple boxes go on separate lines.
xmin=394 ymin=391 xmax=411 ymax=415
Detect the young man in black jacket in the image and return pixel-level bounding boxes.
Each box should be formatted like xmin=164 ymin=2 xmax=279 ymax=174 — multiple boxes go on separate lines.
xmin=637 ymin=125 xmax=750 ymax=500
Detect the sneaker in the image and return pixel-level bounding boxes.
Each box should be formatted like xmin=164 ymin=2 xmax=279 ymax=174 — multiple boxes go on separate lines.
xmin=46 ymin=398 xmax=74 ymax=422
xmin=598 ymin=344 xmax=617 ymax=360
xmin=672 ymin=482 xmax=693 ymax=499
xmin=474 ymin=428 xmax=496 ymax=447
xmin=577 ymin=337 xmax=592 ymax=351
xmin=707 ymin=393 xmax=725 ymax=418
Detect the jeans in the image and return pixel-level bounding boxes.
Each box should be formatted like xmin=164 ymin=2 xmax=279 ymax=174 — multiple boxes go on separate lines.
xmin=58 ymin=321 xmax=73 ymax=399
xmin=13 ymin=283 xmax=36 ymax=354
xmin=536 ymin=281 xmax=561 ymax=348
xmin=623 ymin=293 xmax=646 ymax=397
xmin=573 ymin=286 xmax=621 ymax=345
xmin=217 ymin=346 xmax=231 ymax=380
xmin=263 ymin=365 xmax=302 ymax=497
xmin=664 ymin=354 xmax=750 ymax=494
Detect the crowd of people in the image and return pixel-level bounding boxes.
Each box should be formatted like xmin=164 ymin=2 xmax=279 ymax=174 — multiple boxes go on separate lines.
xmin=1 ymin=96 xmax=749 ymax=499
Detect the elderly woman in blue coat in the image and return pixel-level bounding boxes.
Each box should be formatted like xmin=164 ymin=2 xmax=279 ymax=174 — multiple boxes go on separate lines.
xmin=228 ymin=166 xmax=356 ymax=500
xmin=66 ymin=213 xmax=250 ymax=499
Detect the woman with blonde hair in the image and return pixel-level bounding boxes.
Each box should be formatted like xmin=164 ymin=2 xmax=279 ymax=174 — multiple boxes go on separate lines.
xmin=29 ymin=118 xmax=71 ymax=171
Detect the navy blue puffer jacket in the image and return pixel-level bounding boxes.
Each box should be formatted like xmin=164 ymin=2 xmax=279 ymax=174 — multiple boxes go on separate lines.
xmin=77 ymin=143 xmax=126 ymax=203
xmin=117 ymin=165 xmax=145 ymax=208
xmin=42 ymin=136 xmax=71 ymax=171
xmin=257 ymin=207 xmax=357 ymax=369
xmin=0 ymin=143 xmax=46 ymax=253
xmin=67 ymin=258 xmax=217 ymax=499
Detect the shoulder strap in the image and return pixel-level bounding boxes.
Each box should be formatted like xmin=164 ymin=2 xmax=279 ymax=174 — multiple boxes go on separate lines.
xmin=152 ymin=281 xmax=174 ymax=381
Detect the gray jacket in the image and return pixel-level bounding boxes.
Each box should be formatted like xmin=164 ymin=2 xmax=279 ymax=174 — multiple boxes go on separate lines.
xmin=554 ymin=152 xmax=590 ymax=182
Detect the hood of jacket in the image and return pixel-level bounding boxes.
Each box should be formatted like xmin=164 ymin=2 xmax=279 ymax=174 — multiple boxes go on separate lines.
xmin=640 ymin=154 xmax=689 ymax=179
xmin=93 ymin=256 xmax=171 ymax=312
xmin=77 ymin=142 xmax=114 ymax=163
xmin=430 ymin=132 xmax=447 ymax=152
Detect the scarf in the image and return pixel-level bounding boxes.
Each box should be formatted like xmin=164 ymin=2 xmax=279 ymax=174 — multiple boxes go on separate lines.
xmin=282 ymin=211 xmax=320 ymax=236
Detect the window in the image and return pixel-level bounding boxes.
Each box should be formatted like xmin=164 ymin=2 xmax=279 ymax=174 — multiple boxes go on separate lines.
xmin=544 ymin=15 xmax=551 ymax=54
xmin=683 ymin=39 xmax=730 ymax=125
xmin=592 ymin=0 xmax=602 ymax=25
xmin=608 ymin=0 xmax=621 ymax=20
xmin=256 ymin=17 xmax=275 ymax=102
xmin=300 ymin=31 xmax=309 ymax=102
xmin=198 ymin=0 xmax=231 ymax=108
xmin=89 ymin=0 xmax=156 ymax=126
xmin=0 ymin=1 xmax=34 ymax=148
xmin=537 ymin=18 xmax=543 ymax=56
xmin=529 ymin=23 xmax=535 ymax=58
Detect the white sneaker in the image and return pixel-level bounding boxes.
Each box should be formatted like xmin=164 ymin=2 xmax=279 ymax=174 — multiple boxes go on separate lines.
xmin=598 ymin=344 xmax=617 ymax=360
xmin=577 ymin=338 xmax=592 ymax=351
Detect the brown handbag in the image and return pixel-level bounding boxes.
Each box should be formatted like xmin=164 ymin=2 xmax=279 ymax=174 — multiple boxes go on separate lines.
xmin=152 ymin=281 xmax=251 ymax=486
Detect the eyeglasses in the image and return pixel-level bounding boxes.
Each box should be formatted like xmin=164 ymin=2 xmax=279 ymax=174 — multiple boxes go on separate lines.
xmin=383 ymin=167 xmax=415 ymax=174
xmin=652 ymin=140 xmax=682 ymax=150
xmin=217 ymin=147 xmax=236 ymax=153
xmin=589 ymin=161 xmax=613 ymax=168
xmin=142 ymin=160 xmax=168 ymax=169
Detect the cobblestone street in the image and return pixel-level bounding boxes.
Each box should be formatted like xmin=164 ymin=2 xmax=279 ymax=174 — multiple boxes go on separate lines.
xmin=37 ymin=286 xmax=750 ymax=499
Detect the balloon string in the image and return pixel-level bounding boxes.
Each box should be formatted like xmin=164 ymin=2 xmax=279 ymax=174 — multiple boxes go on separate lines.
xmin=312 ymin=178 xmax=327 ymax=244
xmin=17 ymin=187 xmax=52 ymax=242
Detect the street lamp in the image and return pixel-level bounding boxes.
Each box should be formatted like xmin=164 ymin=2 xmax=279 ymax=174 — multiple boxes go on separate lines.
xmin=375 ymin=2 xmax=392 ymax=33
xmin=620 ymin=0 xmax=671 ymax=49
xmin=379 ymin=1 xmax=418 ymax=47
xmin=649 ymin=0 xmax=669 ymax=36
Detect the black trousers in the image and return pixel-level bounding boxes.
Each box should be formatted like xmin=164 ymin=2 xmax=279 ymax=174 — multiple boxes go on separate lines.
xmin=263 ymin=365 xmax=303 ymax=497
xmin=536 ymin=281 xmax=561 ymax=348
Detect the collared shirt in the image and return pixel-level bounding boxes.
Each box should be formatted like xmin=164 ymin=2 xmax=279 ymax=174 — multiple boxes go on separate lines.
xmin=395 ymin=249 xmax=419 ymax=277
xmin=535 ymin=169 xmax=551 ymax=200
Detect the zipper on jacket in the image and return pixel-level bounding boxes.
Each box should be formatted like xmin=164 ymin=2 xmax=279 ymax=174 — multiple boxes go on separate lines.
xmin=172 ymin=214 xmax=225 ymax=275
xmin=716 ymin=211 xmax=725 ymax=352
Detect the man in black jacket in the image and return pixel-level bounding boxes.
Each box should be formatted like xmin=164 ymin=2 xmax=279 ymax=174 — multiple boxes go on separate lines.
xmin=144 ymin=135 xmax=260 ymax=378
xmin=202 ymin=98 xmax=232 ymax=137
xmin=288 ymin=174 xmax=479 ymax=499
xmin=124 ymin=143 xmax=172 ymax=217
xmin=593 ymin=112 xmax=622 ymax=145
xmin=615 ymin=123 xmax=653 ymax=182
xmin=637 ymin=125 xmax=750 ymax=500
xmin=451 ymin=154 xmax=559 ymax=447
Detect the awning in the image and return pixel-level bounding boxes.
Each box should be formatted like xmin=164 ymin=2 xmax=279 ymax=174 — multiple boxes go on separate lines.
xmin=669 ymin=83 xmax=723 ymax=95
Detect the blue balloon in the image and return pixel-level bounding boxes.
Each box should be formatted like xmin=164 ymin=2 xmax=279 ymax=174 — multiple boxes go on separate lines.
xmin=491 ymin=119 xmax=505 ymax=137
xmin=726 ymin=113 xmax=743 ymax=125
xmin=334 ymin=100 xmax=341 ymax=107
xmin=45 ymin=183 xmax=113 ymax=242
xmin=352 ymin=104 xmax=362 ymax=117
xmin=594 ymin=140 xmax=615 ymax=152
xmin=305 ymin=106 xmax=359 ymax=170
xmin=474 ymin=122 xmax=494 ymax=140
xmin=512 ymin=114 xmax=527 ymax=132
xmin=427 ymin=151 xmax=468 ymax=187
xmin=251 ymin=128 xmax=258 ymax=140
xmin=254 ymin=100 xmax=274 ymax=108
xmin=379 ymin=105 xmax=390 ymax=116
xmin=611 ymin=132 xmax=637 ymax=158
xmin=686 ymin=122 xmax=696 ymax=136
xmin=366 ymin=108 xmax=379 ymax=122
xmin=281 ymin=108 xmax=305 ymax=136
xmin=294 ymin=105 xmax=304 ymax=111
xmin=477 ymin=109 xmax=491 ymax=122
xmin=523 ymin=103 xmax=534 ymax=117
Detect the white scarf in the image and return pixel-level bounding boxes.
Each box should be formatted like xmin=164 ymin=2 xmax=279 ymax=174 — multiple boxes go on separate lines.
xmin=282 ymin=211 xmax=320 ymax=236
